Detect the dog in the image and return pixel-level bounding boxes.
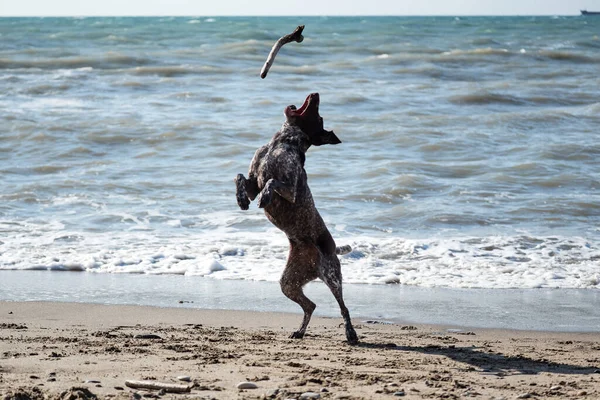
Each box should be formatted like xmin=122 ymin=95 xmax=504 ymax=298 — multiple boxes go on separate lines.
xmin=235 ymin=93 xmax=359 ymax=345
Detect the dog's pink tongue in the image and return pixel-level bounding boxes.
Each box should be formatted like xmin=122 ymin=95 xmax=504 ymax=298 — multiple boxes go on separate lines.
xmin=300 ymin=94 xmax=320 ymax=118
xmin=295 ymin=94 xmax=312 ymax=115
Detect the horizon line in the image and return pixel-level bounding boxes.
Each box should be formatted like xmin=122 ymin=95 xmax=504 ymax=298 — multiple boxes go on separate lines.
xmin=0 ymin=13 xmax=589 ymax=18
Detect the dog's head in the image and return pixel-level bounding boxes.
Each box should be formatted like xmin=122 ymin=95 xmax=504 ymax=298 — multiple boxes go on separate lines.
xmin=284 ymin=93 xmax=341 ymax=146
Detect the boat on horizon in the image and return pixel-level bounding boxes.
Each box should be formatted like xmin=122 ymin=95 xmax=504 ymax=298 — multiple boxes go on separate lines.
xmin=581 ymin=10 xmax=600 ymax=15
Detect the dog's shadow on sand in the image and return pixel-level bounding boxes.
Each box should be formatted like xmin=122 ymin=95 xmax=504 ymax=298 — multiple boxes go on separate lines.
xmin=357 ymin=342 xmax=599 ymax=376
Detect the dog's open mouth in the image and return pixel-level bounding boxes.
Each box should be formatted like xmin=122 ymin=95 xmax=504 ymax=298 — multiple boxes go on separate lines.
xmin=287 ymin=93 xmax=320 ymax=118
xmin=284 ymin=92 xmax=341 ymax=146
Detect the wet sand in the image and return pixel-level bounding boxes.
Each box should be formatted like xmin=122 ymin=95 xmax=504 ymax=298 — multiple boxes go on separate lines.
xmin=1 ymin=301 xmax=599 ymax=399
xmin=3 ymin=271 xmax=600 ymax=332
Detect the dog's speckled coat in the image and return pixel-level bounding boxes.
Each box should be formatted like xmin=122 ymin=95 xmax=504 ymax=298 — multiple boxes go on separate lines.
xmin=235 ymin=93 xmax=358 ymax=344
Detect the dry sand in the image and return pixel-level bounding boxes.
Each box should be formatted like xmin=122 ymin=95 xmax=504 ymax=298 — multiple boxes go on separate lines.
xmin=1 ymin=301 xmax=599 ymax=399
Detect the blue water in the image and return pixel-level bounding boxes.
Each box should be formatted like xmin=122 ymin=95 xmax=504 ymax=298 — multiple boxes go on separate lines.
xmin=1 ymin=16 xmax=599 ymax=289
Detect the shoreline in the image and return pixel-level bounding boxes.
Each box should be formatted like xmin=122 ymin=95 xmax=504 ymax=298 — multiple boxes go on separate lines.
xmin=1 ymin=301 xmax=599 ymax=399
xmin=1 ymin=271 xmax=600 ymax=333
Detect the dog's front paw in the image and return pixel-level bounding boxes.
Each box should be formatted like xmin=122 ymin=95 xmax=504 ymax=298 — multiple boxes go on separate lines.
xmin=237 ymin=192 xmax=250 ymax=210
xmin=234 ymin=174 xmax=250 ymax=210
xmin=257 ymin=188 xmax=273 ymax=208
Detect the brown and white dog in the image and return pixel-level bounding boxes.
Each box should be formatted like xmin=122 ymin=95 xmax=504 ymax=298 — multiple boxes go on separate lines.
xmin=235 ymin=93 xmax=358 ymax=344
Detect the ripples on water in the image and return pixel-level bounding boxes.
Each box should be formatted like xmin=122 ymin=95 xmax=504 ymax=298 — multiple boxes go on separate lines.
xmin=1 ymin=16 xmax=599 ymax=288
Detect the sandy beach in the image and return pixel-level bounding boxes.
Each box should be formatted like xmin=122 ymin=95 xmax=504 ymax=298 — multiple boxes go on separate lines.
xmin=1 ymin=301 xmax=599 ymax=399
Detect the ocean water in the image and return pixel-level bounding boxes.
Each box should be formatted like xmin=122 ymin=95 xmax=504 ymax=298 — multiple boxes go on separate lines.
xmin=1 ymin=16 xmax=600 ymax=290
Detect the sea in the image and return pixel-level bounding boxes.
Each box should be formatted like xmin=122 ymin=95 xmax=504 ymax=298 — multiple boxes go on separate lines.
xmin=1 ymin=16 xmax=599 ymax=329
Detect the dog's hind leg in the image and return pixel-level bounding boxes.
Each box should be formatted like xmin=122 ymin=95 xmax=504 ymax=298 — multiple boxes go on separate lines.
xmin=319 ymin=257 xmax=359 ymax=345
xmin=280 ymin=242 xmax=319 ymax=339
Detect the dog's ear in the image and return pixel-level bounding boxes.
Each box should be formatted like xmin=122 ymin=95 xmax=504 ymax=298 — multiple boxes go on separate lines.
xmin=312 ymin=129 xmax=341 ymax=146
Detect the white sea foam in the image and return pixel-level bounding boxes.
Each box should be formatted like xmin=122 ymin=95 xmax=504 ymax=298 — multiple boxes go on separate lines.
xmin=1 ymin=224 xmax=598 ymax=289
xmin=20 ymin=97 xmax=87 ymax=111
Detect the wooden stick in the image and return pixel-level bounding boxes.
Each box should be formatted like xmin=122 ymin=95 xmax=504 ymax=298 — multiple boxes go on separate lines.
xmin=260 ymin=25 xmax=305 ymax=79
xmin=124 ymin=380 xmax=191 ymax=393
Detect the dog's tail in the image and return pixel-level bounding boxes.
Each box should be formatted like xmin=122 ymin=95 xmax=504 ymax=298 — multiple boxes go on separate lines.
xmin=335 ymin=245 xmax=352 ymax=255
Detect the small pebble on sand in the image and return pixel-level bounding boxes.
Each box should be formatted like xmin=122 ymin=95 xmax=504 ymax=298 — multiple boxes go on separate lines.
xmin=237 ymin=382 xmax=258 ymax=389
xmin=133 ymin=334 xmax=162 ymax=340
xmin=299 ymin=392 xmax=321 ymax=399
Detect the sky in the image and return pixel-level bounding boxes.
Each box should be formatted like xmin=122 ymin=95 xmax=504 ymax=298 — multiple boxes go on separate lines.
xmin=1 ymin=0 xmax=599 ymax=16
